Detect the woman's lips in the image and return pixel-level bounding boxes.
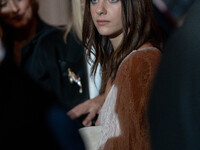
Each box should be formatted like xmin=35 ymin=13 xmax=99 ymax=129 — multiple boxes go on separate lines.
xmin=13 ymin=14 xmax=24 ymax=21
xmin=97 ymin=20 xmax=110 ymax=25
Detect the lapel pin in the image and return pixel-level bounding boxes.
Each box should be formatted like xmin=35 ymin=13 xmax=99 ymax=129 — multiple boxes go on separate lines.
xmin=68 ymin=68 xmax=83 ymax=93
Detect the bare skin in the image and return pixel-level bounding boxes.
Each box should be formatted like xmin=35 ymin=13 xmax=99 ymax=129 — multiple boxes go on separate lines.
xmin=67 ymin=94 xmax=105 ymax=126
xmin=67 ymin=79 xmax=113 ymax=126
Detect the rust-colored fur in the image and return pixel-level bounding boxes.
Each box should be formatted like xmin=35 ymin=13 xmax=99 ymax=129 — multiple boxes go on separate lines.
xmin=103 ymin=48 xmax=161 ymax=150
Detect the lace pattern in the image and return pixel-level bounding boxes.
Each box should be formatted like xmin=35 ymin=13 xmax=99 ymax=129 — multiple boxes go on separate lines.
xmin=97 ymin=85 xmax=121 ymax=149
xmin=96 ymin=47 xmax=160 ymax=150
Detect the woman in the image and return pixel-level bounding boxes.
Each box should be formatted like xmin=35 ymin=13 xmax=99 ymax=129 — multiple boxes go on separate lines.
xmin=0 ymin=0 xmax=92 ymax=126
xmin=82 ymin=0 xmax=162 ymax=149
xmin=0 ymin=0 xmax=42 ymax=64
xmin=0 ymin=35 xmax=85 ymax=150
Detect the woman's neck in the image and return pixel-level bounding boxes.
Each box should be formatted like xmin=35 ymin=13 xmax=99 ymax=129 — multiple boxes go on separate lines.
xmin=13 ymin=17 xmax=37 ymax=42
xmin=13 ymin=17 xmax=37 ymax=65
xmin=138 ymin=42 xmax=153 ymax=50
xmin=109 ymin=31 xmax=123 ymax=51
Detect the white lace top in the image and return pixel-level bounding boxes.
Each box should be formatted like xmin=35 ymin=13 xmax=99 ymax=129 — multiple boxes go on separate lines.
xmin=96 ymin=51 xmax=138 ymax=149
xmin=79 ymin=47 xmax=160 ymax=150
xmin=97 ymin=47 xmax=158 ymax=149
xmin=97 ymin=85 xmax=120 ymax=149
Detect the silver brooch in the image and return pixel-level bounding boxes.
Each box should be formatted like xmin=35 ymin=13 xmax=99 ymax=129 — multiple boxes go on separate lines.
xmin=68 ymin=68 xmax=83 ymax=93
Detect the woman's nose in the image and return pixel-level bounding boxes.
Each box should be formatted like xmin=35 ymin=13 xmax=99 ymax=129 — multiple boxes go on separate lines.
xmin=9 ymin=1 xmax=20 ymax=13
xmin=96 ymin=2 xmax=107 ymax=16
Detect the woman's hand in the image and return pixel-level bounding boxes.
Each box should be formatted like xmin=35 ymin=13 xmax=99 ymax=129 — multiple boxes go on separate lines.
xmin=67 ymin=94 xmax=105 ymax=126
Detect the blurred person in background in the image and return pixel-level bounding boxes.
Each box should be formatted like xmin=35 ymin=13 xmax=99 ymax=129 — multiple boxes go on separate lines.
xmin=0 ymin=0 xmax=99 ymax=128
xmin=0 ymin=26 xmax=85 ymax=150
xmin=0 ymin=0 xmax=48 ymax=64
xmin=152 ymin=0 xmax=177 ymax=39
xmin=148 ymin=0 xmax=200 ymax=149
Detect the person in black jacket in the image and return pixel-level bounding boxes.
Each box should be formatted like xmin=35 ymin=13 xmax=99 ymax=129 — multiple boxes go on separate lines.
xmin=0 ymin=0 xmax=93 ymax=127
xmin=0 ymin=36 xmax=85 ymax=149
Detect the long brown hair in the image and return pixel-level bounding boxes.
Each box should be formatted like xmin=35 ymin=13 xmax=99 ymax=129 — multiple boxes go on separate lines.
xmin=82 ymin=0 xmax=162 ymax=93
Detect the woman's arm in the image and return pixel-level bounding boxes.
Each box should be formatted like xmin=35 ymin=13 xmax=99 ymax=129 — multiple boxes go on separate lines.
xmin=103 ymin=48 xmax=161 ymax=150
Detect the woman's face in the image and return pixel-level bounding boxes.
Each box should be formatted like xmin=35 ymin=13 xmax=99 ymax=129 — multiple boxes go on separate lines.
xmin=90 ymin=0 xmax=122 ymax=38
xmin=0 ymin=0 xmax=33 ymax=28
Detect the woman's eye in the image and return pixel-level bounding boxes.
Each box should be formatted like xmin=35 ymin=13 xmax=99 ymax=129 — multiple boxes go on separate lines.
xmin=15 ymin=0 xmax=22 ymax=3
xmin=90 ymin=0 xmax=119 ymax=4
xmin=14 ymin=0 xmax=22 ymax=3
xmin=0 ymin=0 xmax=7 ymax=8
xmin=90 ymin=0 xmax=98 ymax=4
xmin=109 ymin=0 xmax=119 ymax=3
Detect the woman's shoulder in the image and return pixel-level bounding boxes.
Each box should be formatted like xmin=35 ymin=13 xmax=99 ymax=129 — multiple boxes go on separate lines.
xmin=119 ymin=46 xmax=161 ymax=69
xmin=115 ymin=46 xmax=162 ymax=93
xmin=37 ymin=29 xmax=82 ymax=50
xmin=36 ymin=27 xmax=65 ymax=44
xmin=133 ymin=46 xmax=161 ymax=61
